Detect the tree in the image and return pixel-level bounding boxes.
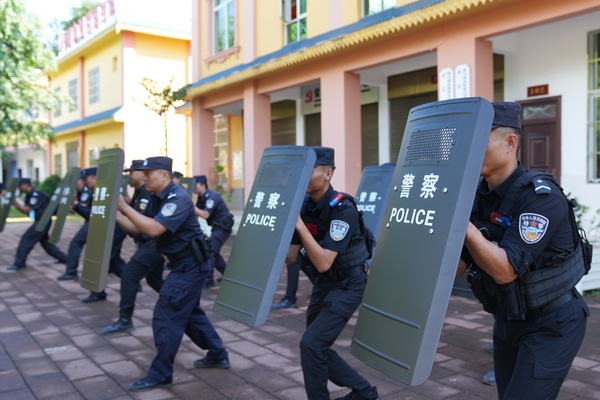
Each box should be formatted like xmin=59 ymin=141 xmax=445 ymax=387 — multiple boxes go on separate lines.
xmin=0 ymin=0 xmax=61 ymax=150
xmin=60 ymin=0 xmax=102 ymax=30
xmin=140 ymin=77 xmax=186 ymax=156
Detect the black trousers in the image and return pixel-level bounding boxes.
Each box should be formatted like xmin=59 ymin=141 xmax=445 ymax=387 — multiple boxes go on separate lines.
xmin=300 ymin=273 xmax=371 ymax=400
xmin=14 ymin=220 xmax=66 ymax=267
xmin=494 ymin=293 xmax=589 ymax=400
xmin=283 ymin=257 xmax=316 ymax=303
xmin=64 ymin=222 xmax=126 ymax=278
xmin=207 ymin=227 xmax=230 ymax=280
xmin=119 ymin=240 xmax=164 ymax=319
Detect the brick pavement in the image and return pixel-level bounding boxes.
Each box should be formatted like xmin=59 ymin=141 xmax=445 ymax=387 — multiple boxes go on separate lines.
xmin=1 ymin=220 xmax=599 ymax=399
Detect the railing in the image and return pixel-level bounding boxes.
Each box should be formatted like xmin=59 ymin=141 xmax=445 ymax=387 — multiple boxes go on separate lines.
xmin=57 ymin=0 xmax=116 ymax=56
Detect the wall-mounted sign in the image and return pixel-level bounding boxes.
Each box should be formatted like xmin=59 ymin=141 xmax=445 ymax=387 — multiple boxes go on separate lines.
xmin=455 ymin=64 xmax=470 ymax=99
xmin=527 ymin=84 xmax=549 ymax=97
xmin=438 ymin=68 xmax=454 ymax=101
xmin=300 ymin=83 xmax=380 ymax=115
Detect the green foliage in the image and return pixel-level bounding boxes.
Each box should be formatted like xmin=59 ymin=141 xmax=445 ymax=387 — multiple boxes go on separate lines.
xmin=140 ymin=76 xmax=185 ymax=156
xmin=0 ymin=0 xmax=61 ymax=149
xmin=60 ymin=0 xmax=102 ymax=30
xmin=37 ymin=174 xmax=61 ymax=196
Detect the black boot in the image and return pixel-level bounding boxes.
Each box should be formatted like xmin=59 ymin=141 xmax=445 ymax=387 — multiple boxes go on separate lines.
xmin=102 ymin=317 xmax=134 ymax=335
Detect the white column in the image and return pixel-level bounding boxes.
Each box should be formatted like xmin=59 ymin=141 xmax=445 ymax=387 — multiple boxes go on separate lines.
xmin=378 ymin=84 xmax=390 ymax=164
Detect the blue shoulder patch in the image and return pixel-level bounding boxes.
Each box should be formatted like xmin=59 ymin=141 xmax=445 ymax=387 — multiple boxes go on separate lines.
xmin=532 ymin=178 xmax=552 ymax=195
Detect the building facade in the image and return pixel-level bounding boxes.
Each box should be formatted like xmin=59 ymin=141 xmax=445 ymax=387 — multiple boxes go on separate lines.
xmin=49 ymin=0 xmax=192 ymax=176
xmin=185 ymin=0 xmax=600 ymax=288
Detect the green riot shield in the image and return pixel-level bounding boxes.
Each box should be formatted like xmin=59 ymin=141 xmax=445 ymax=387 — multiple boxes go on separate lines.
xmin=80 ymin=148 xmax=124 ymax=292
xmin=49 ymin=167 xmax=81 ymax=244
xmin=0 ymin=178 xmax=19 ymax=232
xmin=355 ymin=164 xmax=396 ymax=265
xmin=179 ymin=177 xmax=195 ymax=196
xmin=350 ymin=97 xmax=493 ymax=386
xmin=214 ymin=145 xmax=316 ymax=327
xmin=35 ymin=173 xmax=70 ymax=232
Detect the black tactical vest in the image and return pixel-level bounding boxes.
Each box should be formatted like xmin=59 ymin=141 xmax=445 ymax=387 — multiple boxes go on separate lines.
xmin=300 ymin=191 xmax=370 ymax=275
xmin=469 ymin=171 xmax=587 ymax=319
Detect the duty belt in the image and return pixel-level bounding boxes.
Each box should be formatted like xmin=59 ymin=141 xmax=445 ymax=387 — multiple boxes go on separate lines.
xmin=334 ymin=264 xmax=367 ymax=280
xmin=162 ymin=247 xmax=195 ymax=265
xmin=528 ymin=288 xmax=577 ymax=318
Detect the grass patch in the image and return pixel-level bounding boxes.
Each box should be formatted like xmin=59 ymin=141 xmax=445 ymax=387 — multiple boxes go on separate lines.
xmin=583 ymin=289 xmax=600 ymax=297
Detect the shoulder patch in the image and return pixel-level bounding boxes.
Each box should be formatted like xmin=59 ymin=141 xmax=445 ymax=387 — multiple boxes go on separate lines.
xmin=519 ymin=213 xmax=549 ymax=244
xmin=168 ymin=192 xmax=177 ymax=199
xmin=161 ymin=202 xmax=177 ymax=217
xmin=330 ymin=220 xmax=350 ymax=241
xmin=206 ymin=199 xmax=214 ymax=209
xmin=80 ymin=192 xmax=89 ymax=202
xmin=29 ymin=197 xmax=38 ymax=206
xmin=532 ymin=178 xmax=552 ymax=195
xmin=139 ymin=198 xmax=149 ymax=211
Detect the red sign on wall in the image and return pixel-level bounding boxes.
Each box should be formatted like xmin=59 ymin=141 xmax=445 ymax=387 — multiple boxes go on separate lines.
xmin=527 ymin=84 xmax=549 ymax=97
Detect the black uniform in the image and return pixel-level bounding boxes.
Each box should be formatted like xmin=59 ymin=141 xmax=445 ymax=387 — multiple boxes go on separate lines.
xmin=196 ymin=188 xmax=234 ymax=280
xmin=465 ymin=164 xmax=589 ymax=399
xmin=12 ymin=188 xmax=66 ymax=268
xmin=293 ymin=186 xmax=374 ymax=400
xmin=143 ymin=181 xmax=227 ymax=383
xmin=118 ymin=185 xmax=164 ymax=319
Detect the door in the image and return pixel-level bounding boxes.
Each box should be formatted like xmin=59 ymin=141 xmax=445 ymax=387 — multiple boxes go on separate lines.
xmin=519 ymin=97 xmax=561 ymax=182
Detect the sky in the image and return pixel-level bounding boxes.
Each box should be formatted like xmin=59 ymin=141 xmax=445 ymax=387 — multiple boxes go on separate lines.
xmin=26 ymin=0 xmax=79 ymax=28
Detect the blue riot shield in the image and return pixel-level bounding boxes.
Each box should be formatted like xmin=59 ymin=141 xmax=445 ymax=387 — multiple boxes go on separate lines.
xmin=350 ymin=97 xmax=493 ymax=386
xmin=214 ymin=145 xmax=316 ymax=327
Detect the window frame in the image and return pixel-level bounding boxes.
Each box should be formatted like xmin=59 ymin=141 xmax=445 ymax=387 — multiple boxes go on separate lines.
xmin=282 ymin=0 xmax=307 ymax=45
xmin=205 ymin=0 xmax=240 ymax=64
xmin=53 ymin=87 xmax=62 ymax=117
xmin=68 ymin=78 xmax=78 ymax=112
xmin=363 ymin=0 xmax=396 ymax=17
xmin=88 ymin=67 xmax=100 ymax=105
xmin=588 ymin=29 xmax=600 ymax=182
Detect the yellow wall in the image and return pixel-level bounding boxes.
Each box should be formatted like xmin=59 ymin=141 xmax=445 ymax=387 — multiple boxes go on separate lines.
xmin=307 ymin=0 xmax=328 ymax=38
xmin=84 ymin=123 xmax=123 ymax=164
xmin=343 ymin=0 xmax=362 ymax=25
xmin=229 ymin=115 xmax=243 ymax=189
xmin=50 ymin=58 xmax=80 ymax=127
xmin=84 ymin=36 xmax=123 ymax=117
xmin=256 ymin=0 xmax=284 ymax=57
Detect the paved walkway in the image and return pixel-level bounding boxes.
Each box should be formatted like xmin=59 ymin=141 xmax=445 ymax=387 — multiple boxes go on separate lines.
xmin=1 ymin=220 xmax=599 ymax=399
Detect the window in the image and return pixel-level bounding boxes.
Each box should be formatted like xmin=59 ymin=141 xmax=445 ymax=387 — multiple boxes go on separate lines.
xmin=89 ymin=67 xmax=100 ymax=104
xmin=282 ymin=0 xmax=307 ymax=44
xmin=214 ymin=0 xmax=235 ymax=53
xmin=214 ymin=114 xmax=229 ymax=192
xmin=54 ymin=154 xmax=62 ymax=177
xmin=54 ymin=87 xmax=61 ymax=117
xmin=364 ymin=0 xmax=396 ymax=16
xmin=589 ymin=30 xmax=600 ymax=182
xmin=68 ymin=78 xmax=78 ymax=112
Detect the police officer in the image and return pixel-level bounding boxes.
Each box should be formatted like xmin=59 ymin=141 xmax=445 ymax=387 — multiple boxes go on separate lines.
xmin=458 ymin=102 xmax=589 ymax=399
xmin=102 ymin=160 xmax=165 ymax=335
xmin=7 ymin=178 xmax=67 ymax=270
xmin=117 ymin=156 xmax=229 ymax=392
xmin=57 ymin=168 xmax=127 ymax=303
xmin=193 ymin=174 xmax=234 ymax=288
xmin=286 ymin=147 xmax=380 ymax=400
xmin=172 ymin=171 xmax=183 ymax=185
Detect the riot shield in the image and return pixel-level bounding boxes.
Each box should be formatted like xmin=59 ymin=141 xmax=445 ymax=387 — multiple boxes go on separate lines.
xmin=120 ymin=174 xmax=130 ymax=196
xmin=49 ymin=167 xmax=81 ymax=244
xmin=179 ymin=177 xmax=195 ymax=196
xmin=214 ymin=145 xmax=316 ymax=327
xmin=80 ymin=148 xmax=124 ymax=292
xmin=355 ymin=164 xmax=396 ymax=265
xmin=0 ymin=178 xmax=19 ymax=232
xmin=350 ymin=97 xmax=493 ymax=386
xmin=35 ymin=173 xmax=70 ymax=232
